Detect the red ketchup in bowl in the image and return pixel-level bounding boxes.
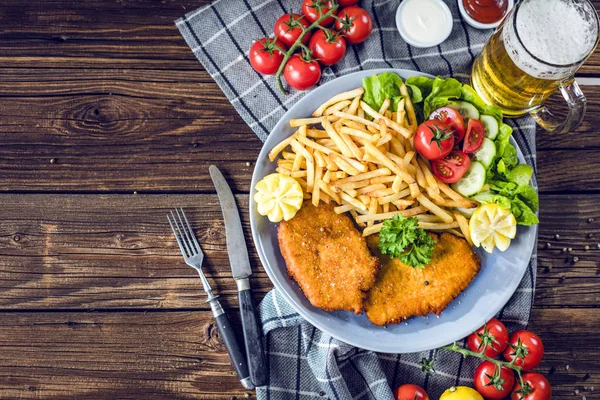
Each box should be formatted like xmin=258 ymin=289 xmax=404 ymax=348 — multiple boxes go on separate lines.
xmin=463 ymin=0 xmax=509 ymax=24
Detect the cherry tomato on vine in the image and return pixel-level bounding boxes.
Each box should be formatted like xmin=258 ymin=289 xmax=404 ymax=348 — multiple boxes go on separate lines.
xmin=308 ymin=29 xmax=346 ymax=66
xmin=414 ymin=120 xmax=455 ymax=160
xmin=338 ymin=0 xmax=359 ymax=6
xmin=429 ymin=107 xmax=466 ymax=143
xmin=503 ymin=330 xmax=544 ymax=371
xmin=249 ymin=37 xmax=286 ymax=75
xmin=394 ymin=384 xmax=429 ymax=400
xmin=274 ymin=14 xmax=310 ymax=48
xmin=467 ymin=318 xmax=509 ymax=358
xmin=511 ymin=373 xmax=551 ymax=400
xmin=283 ymin=54 xmax=321 ymax=91
xmin=473 ymin=361 xmax=516 ymax=400
xmin=302 ymin=0 xmax=335 ymax=26
xmin=463 ymin=118 xmax=485 ymax=153
xmin=334 ymin=6 xmax=373 ymax=44
xmin=431 ymin=150 xmax=470 ymax=183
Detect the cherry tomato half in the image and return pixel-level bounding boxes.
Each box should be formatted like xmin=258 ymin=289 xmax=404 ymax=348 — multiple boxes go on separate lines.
xmin=467 ymin=318 xmax=509 ymax=358
xmin=334 ymin=6 xmax=373 ymax=44
xmin=511 ymin=373 xmax=551 ymax=400
xmin=474 ymin=361 xmax=515 ymax=400
xmin=463 ymin=118 xmax=485 ymax=153
xmin=504 ymin=330 xmax=544 ymax=371
xmin=394 ymin=384 xmax=429 ymax=400
xmin=274 ymin=14 xmax=310 ymax=48
xmin=283 ymin=54 xmax=321 ymax=91
xmin=302 ymin=0 xmax=335 ymax=26
xmin=309 ymin=29 xmax=347 ymax=66
xmin=249 ymin=38 xmax=286 ymax=75
xmin=429 ymin=107 xmax=466 ymax=143
xmin=431 ymin=150 xmax=471 ymax=184
xmin=414 ymin=120 xmax=455 ymax=160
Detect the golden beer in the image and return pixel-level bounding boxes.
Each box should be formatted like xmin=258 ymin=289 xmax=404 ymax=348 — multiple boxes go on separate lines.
xmin=471 ymin=0 xmax=599 ymax=120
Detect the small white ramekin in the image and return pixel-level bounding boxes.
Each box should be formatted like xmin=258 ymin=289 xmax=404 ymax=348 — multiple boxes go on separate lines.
xmin=458 ymin=0 xmax=515 ymax=30
xmin=395 ymin=0 xmax=454 ymax=48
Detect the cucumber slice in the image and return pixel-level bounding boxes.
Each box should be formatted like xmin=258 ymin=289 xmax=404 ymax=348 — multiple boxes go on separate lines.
xmin=473 ymin=138 xmax=497 ymax=169
xmin=456 ymin=207 xmax=477 ymax=218
xmin=450 ymin=101 xmax=480 ymax=120
xmin=480 ymin=115 xmax=499 ymax=139
xmin=452 ymin=161 xmax=486 ymax=197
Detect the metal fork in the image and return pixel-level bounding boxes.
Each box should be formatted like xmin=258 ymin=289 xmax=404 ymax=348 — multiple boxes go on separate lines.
xmin=167 ymin=208 xmax=253 ymax=390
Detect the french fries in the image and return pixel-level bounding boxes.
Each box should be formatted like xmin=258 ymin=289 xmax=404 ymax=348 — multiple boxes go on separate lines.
xmin=267 ymin=86 xmax=478 ymax=236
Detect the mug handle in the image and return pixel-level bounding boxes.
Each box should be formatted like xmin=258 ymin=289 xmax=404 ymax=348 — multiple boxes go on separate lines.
xmin=530 ymin=78 xmax=587 ymax=134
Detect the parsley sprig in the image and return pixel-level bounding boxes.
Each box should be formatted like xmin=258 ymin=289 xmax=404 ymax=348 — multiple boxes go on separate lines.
xmin=377 ymin=214 xmax=436 ymax=268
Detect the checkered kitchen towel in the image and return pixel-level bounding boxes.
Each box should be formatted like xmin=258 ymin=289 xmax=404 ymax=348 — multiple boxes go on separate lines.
xmin=177 ymin=0 xmax=538 ymax=398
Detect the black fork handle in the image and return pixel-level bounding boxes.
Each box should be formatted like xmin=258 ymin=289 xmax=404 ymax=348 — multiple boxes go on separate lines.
xmin=209 ymin=298 xmax=254 ymax=390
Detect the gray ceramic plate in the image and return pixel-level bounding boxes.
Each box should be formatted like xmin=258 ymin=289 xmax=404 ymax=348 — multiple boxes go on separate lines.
xmin=250 ymin=69 xmax=537 ymax=353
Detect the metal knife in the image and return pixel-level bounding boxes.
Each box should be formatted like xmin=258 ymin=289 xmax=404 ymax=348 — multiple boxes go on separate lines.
xmin=209 ymin=165 xmax=267 ymax=387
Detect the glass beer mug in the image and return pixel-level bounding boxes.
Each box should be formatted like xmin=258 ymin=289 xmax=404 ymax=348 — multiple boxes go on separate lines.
xmin=471 ymin=0 xmax=600 ymax=133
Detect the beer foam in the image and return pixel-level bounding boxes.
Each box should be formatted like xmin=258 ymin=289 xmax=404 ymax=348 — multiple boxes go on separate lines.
xmin=516 ymin=0 xmax=597 ymax=65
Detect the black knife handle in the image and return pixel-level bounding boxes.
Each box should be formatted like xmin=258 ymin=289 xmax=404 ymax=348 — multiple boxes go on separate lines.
xmin=237 ymin=279 xmax=268 ymax=387
xmin=211 ymin=301 xmax=254 ymax=390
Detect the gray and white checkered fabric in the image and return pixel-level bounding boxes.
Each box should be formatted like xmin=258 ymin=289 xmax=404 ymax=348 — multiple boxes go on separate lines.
xmin=176 ymin=1 xmax=538 ymax=398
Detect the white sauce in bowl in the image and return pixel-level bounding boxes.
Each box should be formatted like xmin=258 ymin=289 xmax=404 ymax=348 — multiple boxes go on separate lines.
xmin=396 ymin=0 xmax=453 ymax=48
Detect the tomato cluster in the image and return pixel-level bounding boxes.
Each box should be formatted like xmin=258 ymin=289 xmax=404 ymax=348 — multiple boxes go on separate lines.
xmin=468 ymin=319 xmax=549 ymax=400
xmin=249 ymin=0 xmax=373 ymax=91
xmin=393 ymin=319 xmax=551 ymax=400
xmin=414 ymin=107 xmax=485 ymax=183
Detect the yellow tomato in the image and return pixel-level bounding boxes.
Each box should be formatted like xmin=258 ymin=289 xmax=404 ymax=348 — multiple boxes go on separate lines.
xmin=469 ymin=203 xmax=517 ymax=253
xmin=254 ymin=173 xmax=303 ymax=222
xmin=440 ymin=386 xmax=484 ymax=400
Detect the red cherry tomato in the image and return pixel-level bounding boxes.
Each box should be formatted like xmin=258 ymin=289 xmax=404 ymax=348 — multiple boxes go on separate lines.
xmin=511 ymin=373 xmax=551 ymax=400
xmin=249 ymin=38 xmax=286 ymax=75
xmin=474 ymin=361 xmax=516 ymax=400
xmin=431 ymin=150 xmax=471 ymax=183
xmin=302 ymin=0 xmax=335 ymax=26
xmin=463 ymin=118 xmax=485 ymax=153
xmin=467 ymin=318 xmax=509 ymax=358
xmin=334 ymin=6 xmax=373 ymax=44
xmin=394 ymin=384 xmax=429 ymax=400
xmin=504 ymin=330 xmax=544 ymax=371
xmin=338 ymin=0 xmax=359 ymax=6
xmin=429 ymin=106 xmax=466 ymax=143
xmin=283 ymin=54 xmax=321 ymax=91
xmin=414 ymin=120 xmax=455 ymax=160
xmin=274 ymin=14 xmax=310 ymax=48
xmin=308 ymin=29 xmax=347 ymax=66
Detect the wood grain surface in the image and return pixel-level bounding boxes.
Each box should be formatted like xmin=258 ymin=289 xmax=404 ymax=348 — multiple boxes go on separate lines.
xmin=0 ymin=0 xmax=598 ymax=399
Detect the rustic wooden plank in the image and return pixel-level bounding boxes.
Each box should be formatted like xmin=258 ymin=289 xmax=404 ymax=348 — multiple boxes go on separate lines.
xmin=0 ymin=193 xmax=597 ymax=309
xmin=0 ymin=311 xmax=255 ymax=399
xmin=0 ymin=308 xmax=593 ymax=399
xmin=527 ymin=307 xmax=600 ymax=399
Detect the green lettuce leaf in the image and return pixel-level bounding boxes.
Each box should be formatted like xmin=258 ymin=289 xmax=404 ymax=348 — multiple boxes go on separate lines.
xmin=472 ymin=191 xmax=513 ymax=210
xmin=405 ymin=76 xmax=434 ymax=99
xmin=424 ymin=76 xmax=463 ymax=117
xmin=511 ymin=197 xmax=539 ymax=226
xmin=461 ymin=84 xmax=503 ymax=122
xmin=509 ymin=164 xmax=534 ymax=186
xmin=362 ymin=72 xmax=407 ymax=112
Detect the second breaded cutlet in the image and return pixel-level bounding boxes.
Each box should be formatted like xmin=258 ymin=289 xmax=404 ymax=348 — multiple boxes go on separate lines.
xmin=278 ymin=202 xmax=379 ymax=314
xmin=364 ymin=232 xmax=480 ymax=325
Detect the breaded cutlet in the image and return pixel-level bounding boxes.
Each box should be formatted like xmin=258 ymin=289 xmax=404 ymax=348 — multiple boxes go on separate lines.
xmin=364 ymin=232 xmax=480 ymax=325
xmin=278 ymin=202 xmax=379 ymax=314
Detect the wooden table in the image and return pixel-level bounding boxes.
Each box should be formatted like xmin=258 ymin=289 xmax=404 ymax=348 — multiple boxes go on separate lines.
xmin=0 ymin=1 xmax=598 ymax=398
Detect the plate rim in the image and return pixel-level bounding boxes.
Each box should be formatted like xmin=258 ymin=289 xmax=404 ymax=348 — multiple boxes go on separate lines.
xmin=250 ymin=68 xmax=537 ymax=353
